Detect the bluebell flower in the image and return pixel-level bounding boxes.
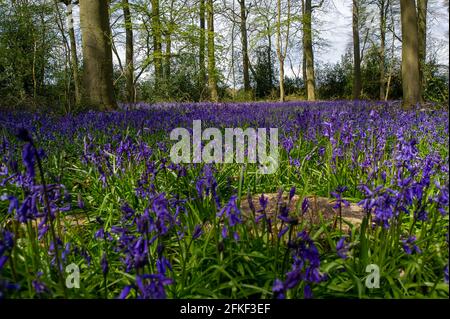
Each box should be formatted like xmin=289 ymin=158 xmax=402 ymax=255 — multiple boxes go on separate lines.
xmin=118 ymin=285 xmax=132 ymax=299
xmin=192 ymin=224 xmax=203 ymax=240
xmin=0 ymin=229 xmax=14 ymax=258
xmin=272 ymin=279 xmax=285 ymax=299
xmin=289 ymin=187 xmax=296 ymax=201
xmin=0 ymin=194 xmax=19 ymax=214
xmin=217 ymin=195 xmax=242 ymax=238
xmin=336 ymin=236 xmax=349 ymax=259
xmin=101 ymin=252 xmax=109 ymax=275
xmin=77 ymin=194 xmax=85 ymax=209
xmin=444 ymin=264 xmax=449 ymax=284
xmin=221 ymin=226 xmax=228 ymax=239
xmin=156 ymin=256 xmax=172 ymax=275
xmin=121 ymin=202 xmax=136 ymax=221
xmin=282 ymin=137 xmax=294 ymax=154
xmin=135 ymin=273 xmax=173 ymax=299
xmin=0 ymin=279 xmax=20 ymax=299
xmin=0 ymin=256 xmax=8 ymax=270
xmin=331 ymin=186 xmax=349 ymax=210
xmin=22 ymin=143 xmax=36 ymax=180
xmin=304 ymin=284 xmax=313 ymax=299
xmin=32 ymin=272 xmax=48 ymax=295
xmin=301 ymin=198 xmax=309 ymax=215
xmin=61 ymin=243 xmax=71 ymax=263
xmin=401 ymin=236 xmax=421 ymax=255
xmin=258 ymin=193 xmax=268 ymax=212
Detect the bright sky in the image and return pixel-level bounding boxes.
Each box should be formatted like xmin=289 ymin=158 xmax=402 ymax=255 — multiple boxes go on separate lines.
xmin=319 ymin=0 xmax=449 ymax=65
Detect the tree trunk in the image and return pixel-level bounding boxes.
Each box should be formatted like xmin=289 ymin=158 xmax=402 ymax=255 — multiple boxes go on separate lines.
xmin=65 ymin=2 xmax=81 ymax=106
xmin=276 ymin=0 xmax=284 ymax=102
xmin=151 ymin=0 xmax=163 ymax=86
xmin=379 ymin=0 xmax=387 ymax=100
xmin=267 ymin=23 xmax=273 ymax=90
xmin=199 ymin=0 xmax=206 ymax=92
xmin=279 ymin=57 xmax=285 ymax=101
xmin=79 ymin=0 xmax=117 ymax=110
xmin=400 ymin=0 xmax=421 ymax=109
xmin=417 ymin=0 xmax=427 ymax=100
xmin=165 ymin=0 xmax=175 ymax=82
xmin=165 ymin=32 xmax=171 ymax=81
xmin=239 ymin=0 xmax=250 ymax=92
xmin=352 ymin=0 xmax=362 ymax=100
xmin=302 ymin=0 xmax=315 ymax=101
xmin=302 ymin=52 xmax=306 ymax=93
xmin=122 ymin=0 xmax=135 ymax=103
xmin=207 ymin=0 xmax=219 ymax=102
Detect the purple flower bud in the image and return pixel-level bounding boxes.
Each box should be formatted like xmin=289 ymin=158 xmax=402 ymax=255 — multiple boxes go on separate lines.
xmin=118 ymin=285 xmax=132 ymax=299
xmin=336 ymin=237 xmax=349 ymax=259
xmin=289 ymin=187 xmax=296 ymax=201
xmin=301 ymin=198 xmax=309 ymax=215
xmin=192 ymin=224 xmax=203 ymax=240
xmin=101 ymin=252 xmax=109 ymax=275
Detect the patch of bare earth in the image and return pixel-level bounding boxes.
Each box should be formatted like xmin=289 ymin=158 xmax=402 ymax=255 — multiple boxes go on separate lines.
xmin=240 ymin=193 xmax=365 ymax=232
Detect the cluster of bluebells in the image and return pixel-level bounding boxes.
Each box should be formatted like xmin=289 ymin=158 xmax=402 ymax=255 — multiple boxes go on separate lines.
xmin=117 ymin=254 xmax=173 ymax=299
xmin=277 ymin=187 xmax=299 ymax=239
xmin=0 ymin=129 xmax=76 ymax=283
xmin=254 ymin=193 xmax=272 ymax=234
xmin=331 ymin=186 xmax=350 ymax=210
xmin=0 ymin=228 xmax=14 ymax=270
xmin=401 ymin=236 xmax=422 ymax=255
xmin=93 ymin=193 xmax=180 ymax=298
xmin=217 ymin=195 xmax=242 ymax=241
xmin=196 ymin=165 xmax=220 ymax=208
xmin=273 ymin=231 xmax=327 ymax=299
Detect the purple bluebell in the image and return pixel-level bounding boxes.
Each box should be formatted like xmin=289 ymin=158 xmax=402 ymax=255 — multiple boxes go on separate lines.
xmin=135 ymin=273 xmax=173 ymax=299
xmin=101 ymin=252 xmax=109 ymax=275
xmin=336 ymin=236 xmax=349 ymax=259
xmin=445 ymin=264 xmax=449 ymax=284
xmin=192 ymin=224 xmax=203 ymax=240
xmin=272 ymin=279 xmax=285 ymax=299
xmin=401 ymin=236 xmax=421 ymax=255
xmin=118 ymin=285 xmax=132 ymax=299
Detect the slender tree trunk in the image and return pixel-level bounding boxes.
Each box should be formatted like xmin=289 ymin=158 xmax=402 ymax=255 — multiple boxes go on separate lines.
xmin=165 ymin=32 xmax=171 ymax=81
xmin=165 ymin=0 xmax=175 ymax=82
xmin=276 ymin=0 xmax=290 ymax=102
xmin=65 ymin=1 xmax=81 ymax=106
xmin=385 ymin=4 xmax=396 ymax=101
xmin=122 ymin=0 xmax=135 ymax=103
xmin=239 ymin=0 xmax=250 ymax=92
xmin=279 ymin=58 xmax=285 ymax=101
xmin=79 ymin=0 xmax=117 ymax=110
xmin=417 ymin=0 xmax=427 ymax=100
xmin=206 ymin=0 xmax=218 ymax=102
xmin=231 ymin=13 xmax=236 ymax=96
xmin=379 ymin=0 xmax=387 ymax=100
xmin=199 ymin=0 xmax=206 ymax=96
xmin=303 ymin=0 xmax=315 ymax=101
xmin=400 ymin=0 xmax=421 ymax=109
xmin=276 ymin=0 xmax=284 ymax=102
xmin=352 ymin=0 xmax=362 ymax=100
xmin=151 ymin=0 xmax=163 ymax=86
xmin=302 ymin=53 xmax=306 ymax=92
xmin=267 ymin=24 xmax=273 ymax=90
